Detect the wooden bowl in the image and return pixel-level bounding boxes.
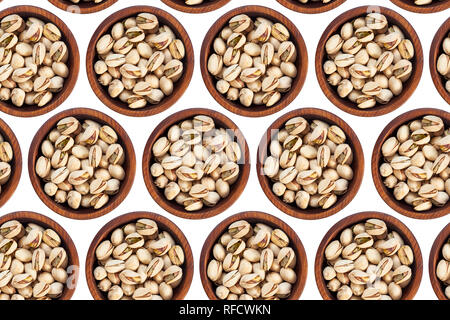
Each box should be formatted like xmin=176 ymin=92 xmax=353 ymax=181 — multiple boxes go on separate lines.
xmin=143 ymin=108 xmax=250 ymax=219
xmin=314 ymin=211 xmax=423 ymax=300
xmin=0 ymin=6 xmax=79 ymax=118
xmin=28 ymin=107 xmax=136 ymax=220
xmin=86 ymin=6 xmax=194 ymax=117
xmin=200 ymin=5 xmax=308 ymax=118
xmin=0 ymin=118 xmax=22 ymax=209
xmin=390 ymin=0 xmax=450 ymax=14
xmin=85 ymin=211 xmax=194 ymax=300
xmin=0 ymin=211 xmax=80 ymax=300
xmin=276 ymin=0 xmax=346 ymax=14
xmin=48 ymin=0 xmax=118 ymax=14
xmin=161 ymin=0 xmax=231 ymax=14
xmin=430 ymin=18 xmax=450 ymax=105
xmin=256 ymin=108 xmax=364 ymax=220
xmin=429 ymin=223 xmax=450 ymax=300
xmin=371 ymin=108 xmax=449 ymax=219
xmin=315 ymin=6 xmax=424 ymax=117
xmin=199 ymin=211 xmax=308 ymax=300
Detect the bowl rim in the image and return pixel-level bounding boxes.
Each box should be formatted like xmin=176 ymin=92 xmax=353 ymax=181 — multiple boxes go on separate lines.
xmin=0 ymin=211 xmax=80 ymax=300
xmin=0 ymin=5 xmax=80 ymax=118
xmin=256 ymin=107 xmax=365 ymax=220
xmin=85 ymin=211 xmax=194 ymax=300
xmin=276 ymin=0 xmax=347 ymax=14
xmin=0 ymin=117 xmax=22 ymax=209
xmin=429 ymin=223 xmax=450 ymax=300
xmin=430 ymin=18 xmax=450 ymax=105
xmin=315 ymin=5 xmax=424 ymax=117
xmin=86 ymin=5 xmax=194 ymax=118
xmin=47 ymin=0 xmax=118 ymax=14
xmin=199 ymin=210 xmax=308 ymax=300
xmin=371 ymin=107 xmax=450 ymax=220
xmin=142 ymin=107 xmax=251 ymax=220
xmin=390 ymin=0 xmax=450 ymax=14
xmin=27 ymin=107 xmax=136 ymax=220
xmin=200 ymin=5 xmax=308 ymax=118
xmin=161 ymin=0 xmax=231 ymax=14
xmin=314 ymin=211 xmax=423 ymax=300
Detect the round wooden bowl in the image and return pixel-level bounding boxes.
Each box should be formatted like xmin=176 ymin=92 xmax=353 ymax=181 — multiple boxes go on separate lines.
xmin=48 ymin=0 xmax=118 ymax=14
xmin=0 ymin=118 xmax=22 ymax=209
xmin=86 ymin=6 xmax=194 ymax=117
xmin=390 ymin=0 xmax=450 ymax=14
xmin=0 ymin=211 xmax=80 ymax=300
xmin=28 ymin=107 xmax=136 ymax=220
xmin=161 ymin=0 xmax=231 ymax=14
xmin=371 ymin=108 xmax=449 ymax=219
xmin=315 ymin=6 xmax=424 ymax=117
xmin=85 ymin=211 xmax=194 ymax=300
xmin=0 ymin=6 xmax=79 ymax=118
xmin=256 ymin=108 xmax=364 ymax=220
xmin=276 ymin=0 xmax=346 ymax=14
xmin=429 ymin=223 xmax=450 ymax=300
xmin=200 ymin=5 xmax=308 ymax=118
xmin=143 ymin=108 xmax=250 ymax=219
xmin=430 ymin=18 xmax=450 ymax=105
xmin=199 ymin=211 xmax=308 ymax=300
xmin=314 ymin=211 xmax=423 ymax=300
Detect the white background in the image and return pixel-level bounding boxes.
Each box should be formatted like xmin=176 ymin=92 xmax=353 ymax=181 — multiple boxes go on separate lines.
xmin=0 ymin=0 xmax=448 ymax=300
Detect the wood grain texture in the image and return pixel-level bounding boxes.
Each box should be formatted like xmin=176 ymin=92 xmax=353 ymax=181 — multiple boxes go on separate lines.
xmin=0 ymin=211 xmax=80 ymax=300
xmin=0 ymin=6 xmax=79 ymax=118
xmin=276 ymin=0 xmax=346 ymax=14
xmin=256 ymin=108 xmax=364 ymax=220
xmin=142 ymin=108 xmax=250 ymax=219
xmin=86 ymin=6 xmax=194 ymax=117
xmin=429 ymin=223 xmax=450 ymax=300
xmin=85 ymin=211 xmax=194 ymax=300
xmin=48 ymin=0 xmax=118 ymax=14
xmin=161 ymin=0 xmax=231 ymax=14
xmin=0 ymin=118 xmax=22 ymax=209
xmin=371 ymin=108 xmax=449 ymax=219
xmin=390 ymin=0 xmax=450 ymax=13
xmin=27 ymin=108 xmax=136 ymax=220
xmin=200 ymin=5 xmax=308 ymax=118
xmin=199 ymin=211 xmax=308 ymax=300
xmin=314 ymin=211 xmax=423 ymax=300
xmin=430 ymin=18 xmax=450 ymax=105
xmin=315 ymin=6 xmax=424 ymax=117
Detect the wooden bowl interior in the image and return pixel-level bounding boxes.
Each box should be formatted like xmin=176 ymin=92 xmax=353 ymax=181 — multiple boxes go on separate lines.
xmin=0 ymin=211 xmax=79 ymax=300
xmin=314 ymin=211 xmax=423 ymax=300
xmin=430 ymin=18 xmax=450 ymax=105
xmin=85 ymin=211 xmax=194 ymax=300
xmin=161 ymin=0 xmax=231 ymax=13
xmin=199 ymin=211 xmax=307 ymax=300
xmin=256 ymin=108 xmax=364 ymax=220
xmin=429 ymin=223 xmax=450 ymax=300
xmin=276 ymin=0 xmax=346 ymax=14
xmin=48 ymin=0 xmax=118 ymax=14
xmin=28 ymin=108 xmax=136 ymax=220
xmin=0 ymin=5 xmax=79 ymax=117
xmin=371 ymin=108 xmax=450 ymax=219
xmin=143 ymin=108 xmax=250 ymax=219
xmin=390 ymin=0 xmax=450 ymax=13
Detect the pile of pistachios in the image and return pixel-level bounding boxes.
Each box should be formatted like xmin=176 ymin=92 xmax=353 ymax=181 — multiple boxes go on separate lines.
xmin=95 ymin=13 xmax=185 ymax=109
xmin=323 ymin=218 xmax=415 ymax=300
xmin=380 ymin=115 xmax=449 ymax=212
xmin=151 ymin=115 xmax=241 ymax=212
xmin=436 ymin=237 xmax=450 ymax=299
xmin=263 ymin=117 xmax=354 ymax=210
xmin=0 ymin=14 xmax=70 ymax=108
xmin=207 ymin=220 xmax=296 ymax=300
xmin=0 ymin=220 xmax=70 ymax=300
xmin=35 ymin=116 xmax=126 ymax=211
xmin=207 ymin=14 xmax=297 ymax=108
xmin=94 ymin=218 xmax=185 ymax=300
xmin=0 ymin=134 xmax=13 ymax=196
xmin=323 ymin=13 xmax=415 ymax=109
xmin=436 ymin=32 xmax=450 ymax=93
